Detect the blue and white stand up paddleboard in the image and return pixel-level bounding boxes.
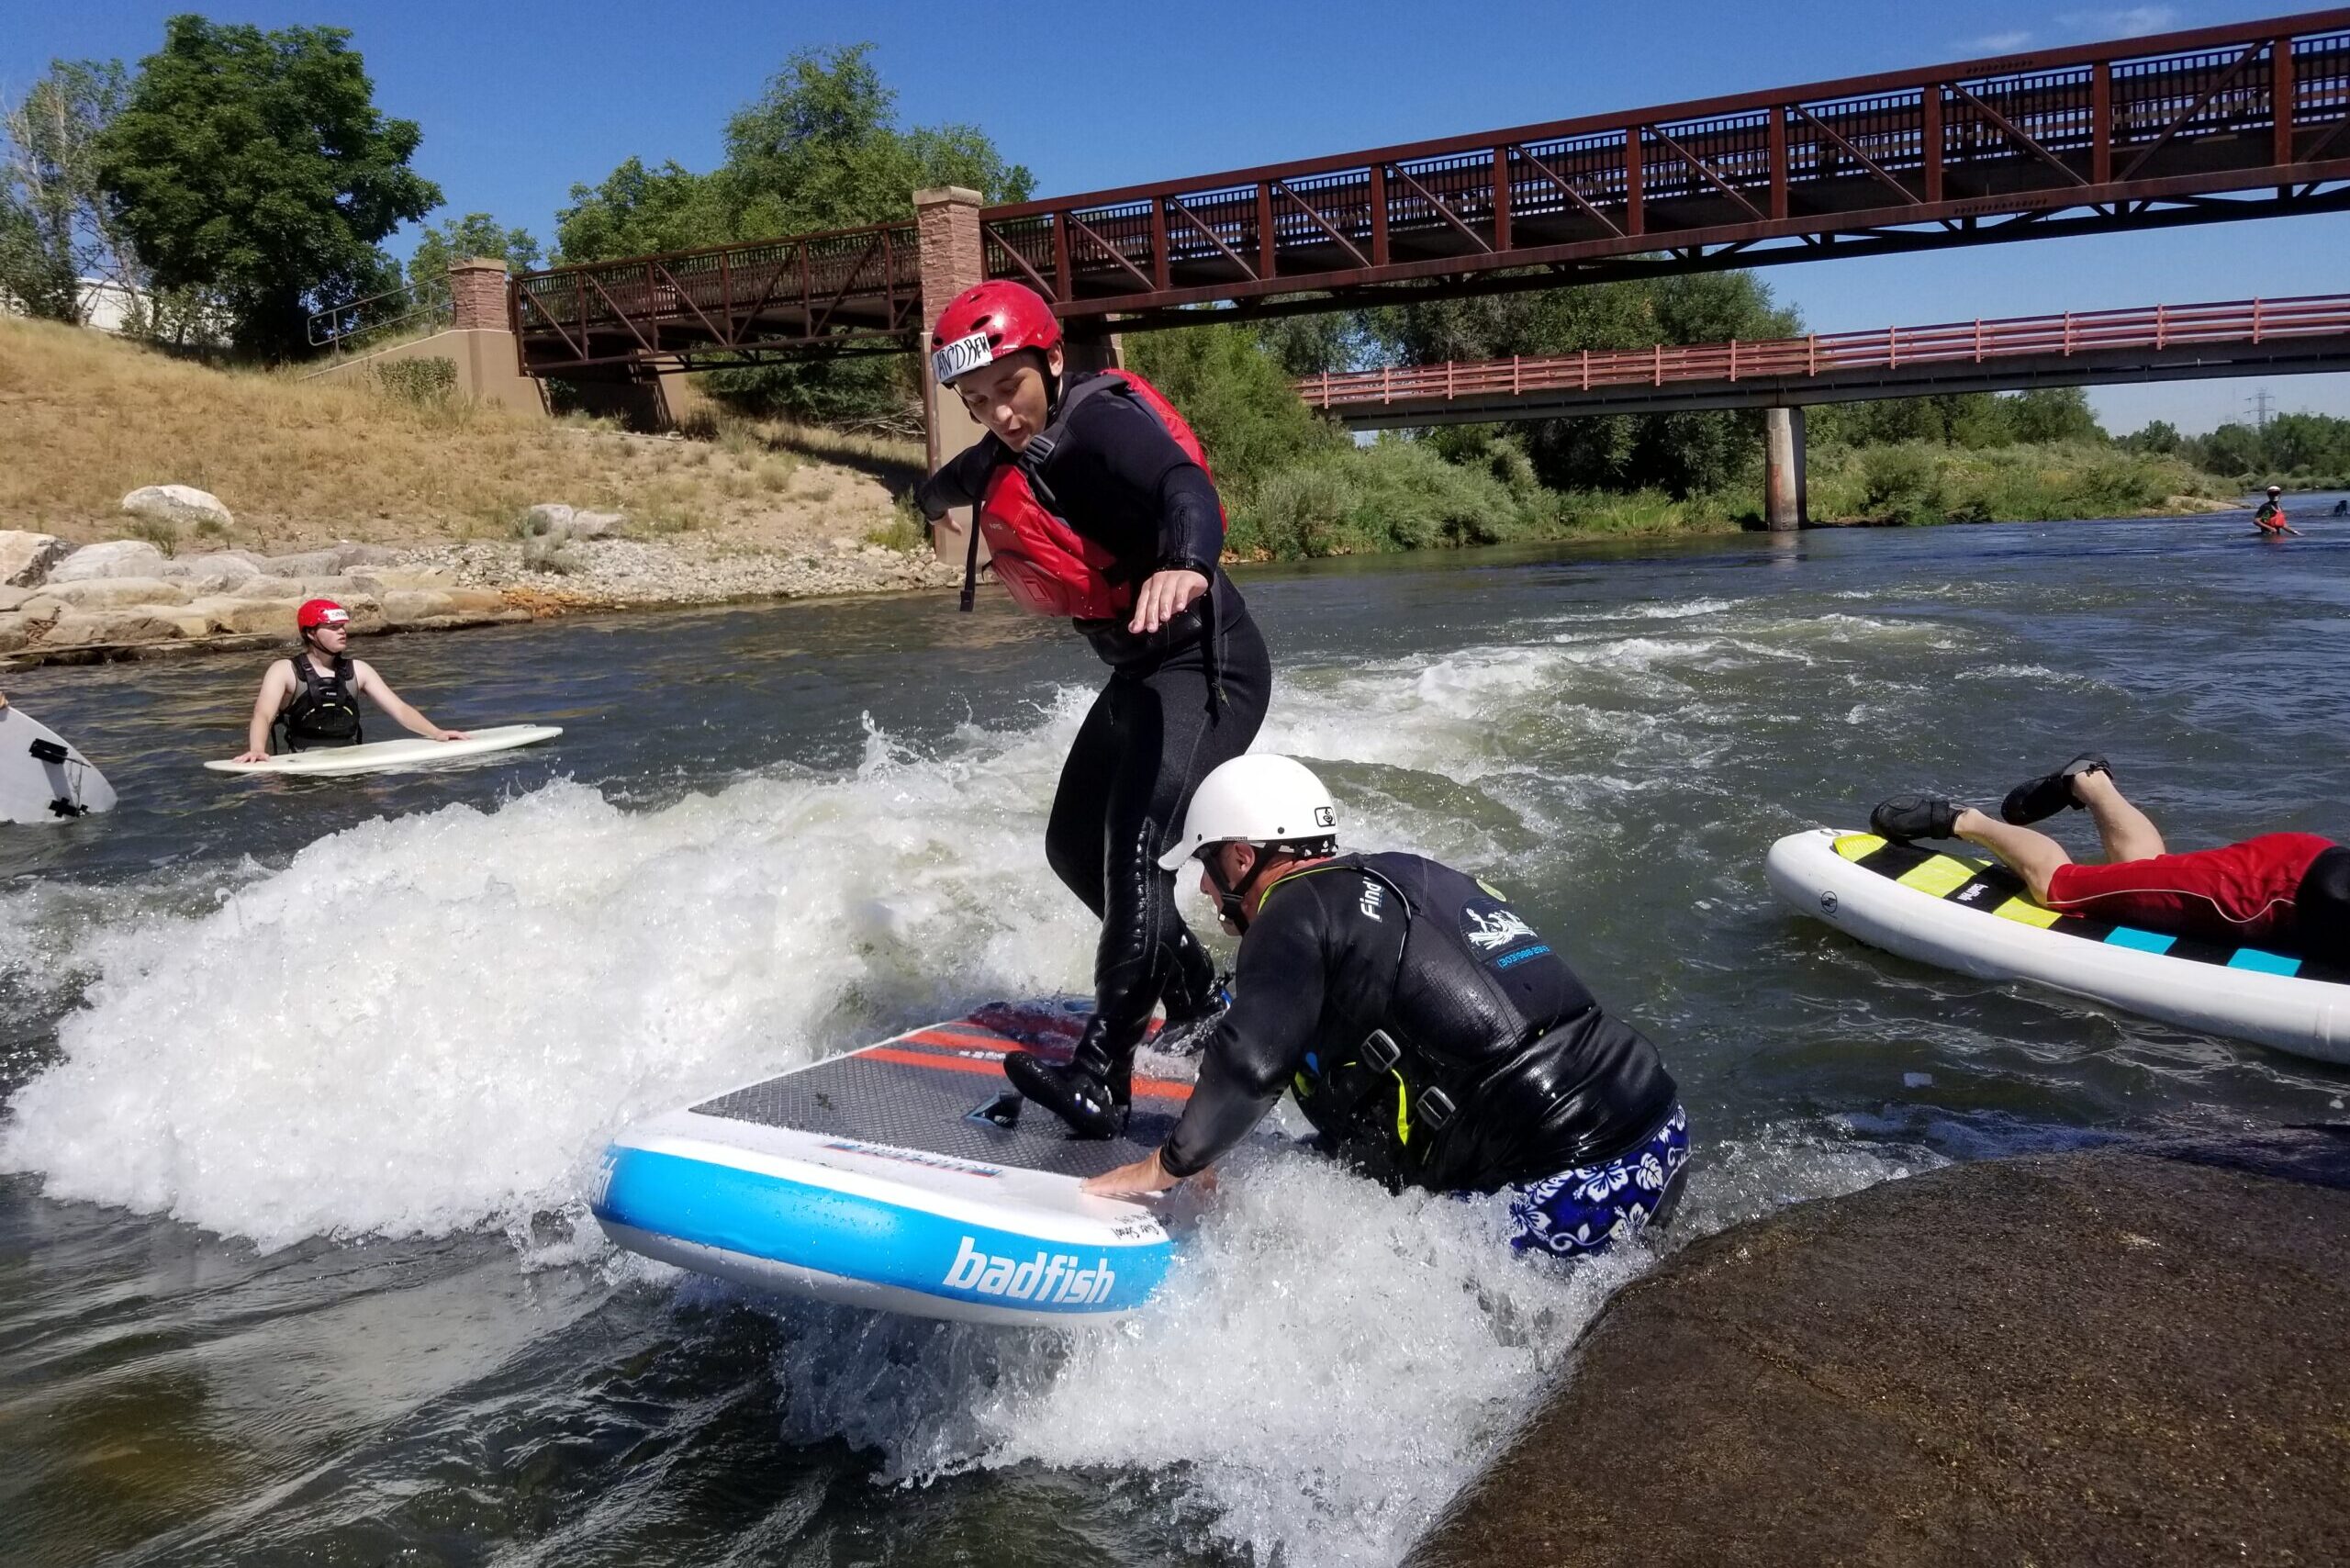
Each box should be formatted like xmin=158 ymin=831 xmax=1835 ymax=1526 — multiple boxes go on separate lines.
xmin=593 ymin=1000 xmax=1183 ymax=1325
xmin=1768 ymin=828 xmax=2349 ymax=1064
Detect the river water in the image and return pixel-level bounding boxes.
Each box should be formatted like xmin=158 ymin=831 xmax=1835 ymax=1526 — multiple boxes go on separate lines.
xmin=5 ymin=507 xmax=2348 ymax=1567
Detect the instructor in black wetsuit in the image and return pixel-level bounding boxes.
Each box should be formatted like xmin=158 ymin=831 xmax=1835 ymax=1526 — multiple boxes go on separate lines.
xmin=914 ymin=281 xmax=1272 ymax=1139
xmin=1084 ymin=755 xmax=1690 ymax=1259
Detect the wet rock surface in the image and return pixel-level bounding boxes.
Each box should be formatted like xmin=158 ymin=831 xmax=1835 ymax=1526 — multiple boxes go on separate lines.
xmin=1408 ymin=1128 xmax=2350 ymax=1568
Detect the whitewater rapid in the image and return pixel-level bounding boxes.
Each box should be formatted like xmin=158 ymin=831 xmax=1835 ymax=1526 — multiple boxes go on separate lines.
xmin=0 ymin=606 xmax=1941 ymax=1566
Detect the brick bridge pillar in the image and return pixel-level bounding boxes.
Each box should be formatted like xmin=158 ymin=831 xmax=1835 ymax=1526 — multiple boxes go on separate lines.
xmin=449 ymin=257 xmax=510 ymax=331
xmin=1764 ymin=406 xmax=1807 ymax=531
xmin=915 ymin=187 xmax=990 ymax=566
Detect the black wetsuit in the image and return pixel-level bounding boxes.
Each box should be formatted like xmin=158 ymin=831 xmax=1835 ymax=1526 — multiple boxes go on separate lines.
xmin=1161 ymin=853 xmax=1680 ymax=1193
xmin=915 ymin=371 xmax=1272 ymax=1063
xmin=276 ymin=654 xmax=364 ymax=752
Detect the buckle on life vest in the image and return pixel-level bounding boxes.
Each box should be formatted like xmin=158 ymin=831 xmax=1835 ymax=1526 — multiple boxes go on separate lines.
xmin=1360 ymin=1029 xmax=1401 ymax=1072
xmin=1416 ymin=1085 xmax=1457 ymax=1131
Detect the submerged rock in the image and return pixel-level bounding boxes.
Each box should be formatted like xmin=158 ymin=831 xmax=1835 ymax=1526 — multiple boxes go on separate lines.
xmin=1408 ymin=1129 xmax=2350 ymax=1568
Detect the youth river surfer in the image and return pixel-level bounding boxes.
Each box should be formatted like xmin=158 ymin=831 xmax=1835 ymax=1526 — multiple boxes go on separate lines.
xmin=914 ymin=280 xmax=1273 ymax=1140
xmin=2254 ymin=486 xmax=2302 ymax=538
xmin=1084 ymin=755 xmax=1690 ymax=1259
xmin=232 ymin=599 xmax=469 ymax=762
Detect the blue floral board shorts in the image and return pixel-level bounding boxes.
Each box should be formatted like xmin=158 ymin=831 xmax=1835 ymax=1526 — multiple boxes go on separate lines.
xmin=1502 ymin=1103 xmax=1691 ymax=1259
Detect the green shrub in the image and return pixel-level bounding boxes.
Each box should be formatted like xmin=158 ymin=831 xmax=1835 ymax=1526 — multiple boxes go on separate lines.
xmin=1234 ymin=438 xmax=1526 ymax=557
xmin=1860 ymin=443 xmax=1944 ymax=523
xmin=123 ymin=515 xmax=181 ymax=556
xmin=369 ymin=356 xmax=459 ymax=406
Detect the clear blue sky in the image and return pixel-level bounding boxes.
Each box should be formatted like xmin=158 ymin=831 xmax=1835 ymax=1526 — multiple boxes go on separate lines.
xmin=10 ymin=0 xmax=2348 ymax=432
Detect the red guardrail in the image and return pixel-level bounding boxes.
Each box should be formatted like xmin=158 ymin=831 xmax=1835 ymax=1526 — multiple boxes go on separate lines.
xmin=1296 ymin=294 xmax=2350 ymax=409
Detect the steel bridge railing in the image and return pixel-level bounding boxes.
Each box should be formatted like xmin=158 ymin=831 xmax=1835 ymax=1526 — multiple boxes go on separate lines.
xmin=1296 ymin=294 xmax=2350 ymax=410
xmin=508 ymin=9 xmax=2350 ymax=375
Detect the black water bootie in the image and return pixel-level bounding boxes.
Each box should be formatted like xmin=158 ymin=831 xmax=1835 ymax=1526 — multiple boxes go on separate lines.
xmin=1999 ymin=754 xmax=2111 ymax=825
xmin=1004 ymin=1028 xmax=1131 ymax=1139
xmin=1870 ymin=793 xmax=1963 ymax=842
xmin=1152 ymin=985 xmax=1231 ymax=1058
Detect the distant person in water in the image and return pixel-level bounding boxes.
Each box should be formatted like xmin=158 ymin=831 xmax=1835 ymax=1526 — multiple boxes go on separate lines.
xmin=2254 ymin=486 xmax=2302 ymax=537
xmin=1870 ymin=756 xmax=2349 ymax=966
xmin=232 ymin=599 xmax=468 ymax=761
xmin=2333 ymin=498 xmax=2348 ymax=517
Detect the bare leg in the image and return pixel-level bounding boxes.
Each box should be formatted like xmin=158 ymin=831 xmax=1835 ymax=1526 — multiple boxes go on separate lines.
xmin=1952 ymin=807 xmax=2074 ymax=903
xmin=2070 ymin=769 xmax=2164 ymax=863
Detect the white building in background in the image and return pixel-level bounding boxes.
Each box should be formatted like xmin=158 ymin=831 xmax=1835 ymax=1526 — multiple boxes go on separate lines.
xmin=2 ymin=275 xmax=229 ymax=344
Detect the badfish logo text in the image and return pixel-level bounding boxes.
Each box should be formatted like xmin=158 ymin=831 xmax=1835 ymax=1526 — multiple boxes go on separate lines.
xmin=944 ymin=1237 xmax=1116 ymax=1305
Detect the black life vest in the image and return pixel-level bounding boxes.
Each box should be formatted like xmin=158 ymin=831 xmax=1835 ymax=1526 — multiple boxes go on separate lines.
xmin=277 ymin=654 xmax=364 ymax=751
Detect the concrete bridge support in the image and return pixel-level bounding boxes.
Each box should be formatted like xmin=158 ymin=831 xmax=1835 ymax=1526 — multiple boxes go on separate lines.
xmin=1763 ymin=406 xmax=1807 ymax=532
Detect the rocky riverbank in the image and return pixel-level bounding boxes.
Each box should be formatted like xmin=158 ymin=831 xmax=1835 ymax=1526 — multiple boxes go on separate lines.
xmin=1406 ymin=1127 xmax=2350 ymax=1567
xmin=0 ymin=527 xmax=961 ymax=668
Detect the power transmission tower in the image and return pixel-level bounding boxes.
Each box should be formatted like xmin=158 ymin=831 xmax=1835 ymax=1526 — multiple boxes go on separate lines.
xmin=2247 ymin=388 xmax=2277 ymax=430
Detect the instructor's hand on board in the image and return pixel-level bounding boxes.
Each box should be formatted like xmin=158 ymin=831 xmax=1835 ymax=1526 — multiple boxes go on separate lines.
xmin=431 ymin=728 xmax=472 ymax=743
xmin=1082 ymin=1148 xmax=1184 ymax=1199
xmin=232 ymin=747 xmax=268 ymax=764
xmin=1128 ymin=569 xmax=1208 ymax=636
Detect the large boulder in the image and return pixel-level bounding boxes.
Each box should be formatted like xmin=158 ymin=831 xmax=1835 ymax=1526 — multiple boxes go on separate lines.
xmin=260 ymin=549 xmax=345 ymax=579
xmin=37 ymin=609 xmax=190 ymax=649
xmin=380 ymin=588 xmax=458 ymax=622
xmin=229 ymin=575 xmax=307 ymax=601
xmin=42 ymin=577 xmax=191 ymax=610
xmin=523 ymin=503 xmax=623 ymax=542
xmin=0 ymin=531 xmax=73 ymax=588
xmin=46 ymin=539 xmax=169 ymax=583
xmin=157 ymin=552 xmax=263 ymax=590
xmin=121 ymin=485 xmax=234 ymax=530
xmin=182 ymin=596 xmax=307 ymax=637
xmin=1406 ymin=1129 xmax=2350 ymax=1568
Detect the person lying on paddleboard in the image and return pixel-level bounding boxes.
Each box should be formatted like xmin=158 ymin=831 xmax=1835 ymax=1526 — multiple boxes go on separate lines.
xmin=1082 ymin=755 xmax=1689 ymax=1260
xmin=1871 ymin=756 xmax=2350 ymax=967
xmin=914 ymin=280 xmax=1272 ymax=1140
xmin=231 ymin=599 xmax=470 ymax=762
xmin=2254 ymin=486 xmax=2302 ymax=538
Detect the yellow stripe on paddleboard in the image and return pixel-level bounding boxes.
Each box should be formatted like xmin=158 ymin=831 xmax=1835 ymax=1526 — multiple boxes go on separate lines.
xmin=1833 ymin=834 xmax=1886 ymax=860
xmin=1896 ymin=855 xmax=1978 ymax=898
xmin=1992 ymin=897 xmax=2064 ymax=928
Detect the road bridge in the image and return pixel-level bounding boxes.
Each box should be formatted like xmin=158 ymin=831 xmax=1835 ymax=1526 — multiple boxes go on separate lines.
xmin=1298 ymin=295 xmax=2350 ymax=426
xmin=509 ymin=9 xmax=2350 ymax=380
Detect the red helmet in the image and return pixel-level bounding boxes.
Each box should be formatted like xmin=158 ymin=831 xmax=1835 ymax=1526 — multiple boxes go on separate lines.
xmin=929 ymin=280 xmax=1061 ymax=386
xmin=297 ymin=598 xmax=350 ymax=630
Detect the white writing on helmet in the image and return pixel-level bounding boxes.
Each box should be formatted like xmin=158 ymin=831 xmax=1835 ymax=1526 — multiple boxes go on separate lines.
xmin=932 ymin=332 xmax=995 ymax=384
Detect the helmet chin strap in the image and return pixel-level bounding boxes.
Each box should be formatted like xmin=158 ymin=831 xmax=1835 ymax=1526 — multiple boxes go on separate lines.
xmin=1203 ymin=845 xmax=1279 ymax=933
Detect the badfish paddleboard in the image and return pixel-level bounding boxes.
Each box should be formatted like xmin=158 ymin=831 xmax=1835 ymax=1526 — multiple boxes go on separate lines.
xmin=0 ymin=706 xmax=117 ymax=823
xmin=594 ymin=999 xmax=1183 ymax=1325
xmin=205 ymin=723 xmax=561 ymax=778
xmin=1767 ymin=827 xmax=2349 ymax=1064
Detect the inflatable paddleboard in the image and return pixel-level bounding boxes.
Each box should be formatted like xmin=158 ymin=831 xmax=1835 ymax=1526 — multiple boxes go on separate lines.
xmin=1767 ymin=828 xmax=2349 ymax=1064
xmin=594 ymin=1000 xmax=1182 ymax=1326
xmin=0 ymin=706 xmax=116 ymax=823
xmin=205 ymin=723 xmax=561 ymax=778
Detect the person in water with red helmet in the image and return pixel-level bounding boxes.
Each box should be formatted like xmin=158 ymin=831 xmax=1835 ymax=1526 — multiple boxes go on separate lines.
xmin=2254 ymin=486 xmax=2302 ymax=538
xmin=913 ymin=279 xmax=1274 ymax=1137
xmin=230 ymin=599 xmax=470 ymax=762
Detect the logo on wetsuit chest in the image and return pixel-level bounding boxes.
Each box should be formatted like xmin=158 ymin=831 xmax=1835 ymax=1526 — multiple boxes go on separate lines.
xmin=1461 ymin=897 xmax=1551 ymax=969
xmin=1360 ymin=878 xmax=1384 ymax=921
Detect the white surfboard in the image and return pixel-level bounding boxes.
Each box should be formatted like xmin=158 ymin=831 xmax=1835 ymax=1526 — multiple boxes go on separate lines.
xmin=0 ymin=705 xmax=117 ymax=823
xmin=206 ymin=723 xmax=562 ymax=778
xmin=595 ymin=999 xmax=1181 ymax=1326
xmin=1767 ymin=827 xmax=2348 ymax=1064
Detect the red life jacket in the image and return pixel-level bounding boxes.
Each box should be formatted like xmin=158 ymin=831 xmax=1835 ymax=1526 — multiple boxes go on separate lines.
xmin=969 ymin=371 xmax=1223 ymax=620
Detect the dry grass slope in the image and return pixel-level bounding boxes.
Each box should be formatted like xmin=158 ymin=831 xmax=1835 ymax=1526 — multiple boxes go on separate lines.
xmin=0 ymin=318 xmax=923 ymax=556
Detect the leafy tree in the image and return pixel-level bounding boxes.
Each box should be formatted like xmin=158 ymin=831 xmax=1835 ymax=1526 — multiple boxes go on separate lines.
xmin=1 ymin=59 xmax=140 ymax=324
xmin=406 ymin=212 xmax=541 ymax=296
xmin=2190 ymin=420 xmax=2266 ymax=476
xmin=2122 ymin=419 xmax=2182 ymax=455
xmin=96 ymin=15 xmax=442 ymax=357
xmin=2007 ymin=386 xmax=2104 ymax=444
xmin=552 ymin=157 xmax=729 ymax=263
xmin=1125 ymin=320 xmax=1344 ymax=493
xmin=553 ymin=45 xmax=1034 ymax=424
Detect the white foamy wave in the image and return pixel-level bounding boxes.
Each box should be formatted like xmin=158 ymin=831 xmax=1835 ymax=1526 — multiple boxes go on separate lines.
xmin=0 ymin=710 xmax=1109 ymax=1249
xmin=741 ymin=1124 xmax=1926 ymax=1568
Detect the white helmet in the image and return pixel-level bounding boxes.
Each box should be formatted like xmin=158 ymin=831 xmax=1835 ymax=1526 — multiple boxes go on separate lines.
xmin=1158 ymin=754 xmax=1339 ymax=870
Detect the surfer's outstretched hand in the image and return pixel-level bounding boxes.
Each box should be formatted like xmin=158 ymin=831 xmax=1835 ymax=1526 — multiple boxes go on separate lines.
xmin=1083 ymin=1148 xmax=1183 ymax=1198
